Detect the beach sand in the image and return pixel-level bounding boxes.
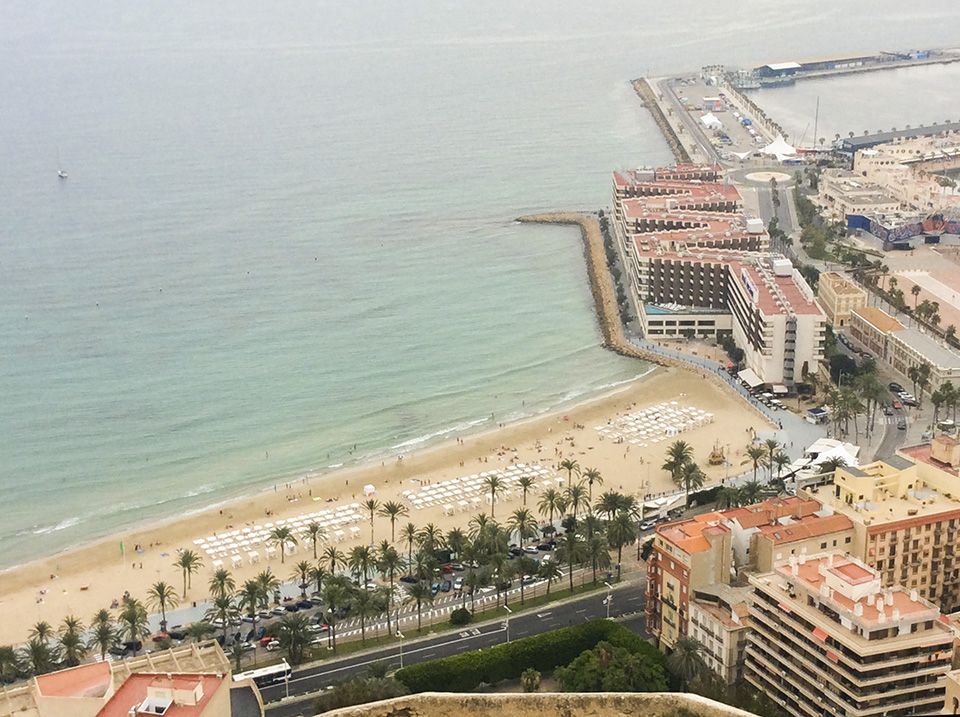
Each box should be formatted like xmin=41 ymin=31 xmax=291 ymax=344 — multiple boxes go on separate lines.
xmin=0 ymin=367 xmax=767 ymax=646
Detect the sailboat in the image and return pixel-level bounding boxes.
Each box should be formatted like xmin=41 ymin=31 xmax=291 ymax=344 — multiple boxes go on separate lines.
xmin=57 ymin=147 xmax=67 ymax=180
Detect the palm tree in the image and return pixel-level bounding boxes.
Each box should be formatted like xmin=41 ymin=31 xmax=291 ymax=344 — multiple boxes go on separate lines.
xmin=596 ymin=490 xmax=629 ymax=521
xmin=607 ymin=512 xmax=636 ymax=579
xmin=349 ymin=544 xmax=375 ymax=585
xmin=715 ymin=485 xmax=741 ymax=509
xmin=208 ymin=568 xmax=235 ymax=601
xmin=911 ymin=283 xmax=922 ymax=310
xmin=363 ymin=498 xmax=380 ymax=545
xmin=445 ymin=528 xmax=467 ymax=558
xmin=320 ymin=576 xmax=351 ymax=651
xmin=538 ymin=488 xmax=565 ymax=528
xmin=308 ymin=562 xmax=329 ymax=597
xmin=19 ymin=638 xmax=57 ymax=676
xmin=377 ymin=501 xmax=408 ymax=543
xmin=556 ymin=531 xmax=585 ymax=593
xmin=678 ymin=460 xmax=706 ymax=499
xmin=668 ymin=636 xmax=707 ymax=689
xmin=739 ymin=479 xmax=763 ymax=504
xmin=582 ymin=468 xmax=603 ymax=505
xmin=322 ymin=545 xmax=347 ymax=575
xmin=507 ymin=508 xmax=539 ymax=546
xmin=237 ymin=579 xmax=265 ymax=644
xmin=771 ymin=451 xmax=791 ymax=483
xmin=146 ymin=581 xmax=180 ymax=633
xmin=118 ymin=599 xmax=150 ymax=655
xmin=376 ymin=545 xmax=403 ymax=636
xmin=59 ymin=616 xmax=87 ymax=667
xmin=483 ymin=474 xmax=504 ymax=518
xmin=0 ymin=645 xmax=19 ymax=682
xmin=291 ymin=560 xmax=313 ymax=598
xmin=29 ymin=621 xmax=54 ymax=642
xmin=565 ymin=482 xmax=590 ymax=522
xmin=662 ymin=440 xmax=693 ymax=485
xmin=745 ymin=445 xmax=768 ymax=484
xmin=204 ymin=595 xmax=238 ymax=645
xmin=404 ymin=581 xmax=434 ymax=631
xmin=517 ymin=476 xmax=535 ymax=506
xmin=174 ymin=549 xmax=203 ymax=597
xmin=417 ymin=523 xmax=444 ymax=554
xmin=818 ymin=456 xmax=848 ymax=477
xmin=255 ymin=568 xmax=281 ymax=607
xmin=268 ymin=526 xmax=297 ymax=564
xmin=558 ymin=458 xmax=580 ymax=488
xmin=586 ymin=534 xmax=612 ymax=584
xmin=763 ymin=439 xmax=780 ymax=480
xmin=401 ymin=522 xmax=418 ymax=570
xmin=276 ymin=612 xmax=312 ymax=665
xmin=87 ymin=615 xmax=117 ymax=661
xmin=185 ymin=621 xmax=215 ymax=643
xmin=303 ymin=522 xmax=325 ymax=559
xmin=538 ymin=559 xmax=563 ymax=596
xmin=350 ymin=586 xmax=377 ymax=643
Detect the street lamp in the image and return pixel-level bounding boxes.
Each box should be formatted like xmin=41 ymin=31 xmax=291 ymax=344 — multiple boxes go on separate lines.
xmin=603 ymin=582 xmax=613 ymax=619
xmin=396 ymin=630 xmax=405 ymax=669
xmin=502 ymin=605 xmax=512 ymax=643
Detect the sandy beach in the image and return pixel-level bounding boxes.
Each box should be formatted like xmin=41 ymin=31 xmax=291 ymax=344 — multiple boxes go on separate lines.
xmin=0 ymin=366 xmax=768 ymax=646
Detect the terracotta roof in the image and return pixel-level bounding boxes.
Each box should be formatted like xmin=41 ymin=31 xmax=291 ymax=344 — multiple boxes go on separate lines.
xmin=657 ymin=512 xmax=729 ymax=554
xmin=98 ymin=673 xmax=226 ymax=717
xmin=755 ymin=513 xmax=853 ymax=544
xmin=852 ymin=306 xmax=905 ymax=333
xmin=35 ymin=661 xmax=111 ymax=699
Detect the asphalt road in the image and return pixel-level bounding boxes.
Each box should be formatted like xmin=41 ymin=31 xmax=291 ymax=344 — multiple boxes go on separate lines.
xmin=263 ymin=581 xmax=647 ymax=717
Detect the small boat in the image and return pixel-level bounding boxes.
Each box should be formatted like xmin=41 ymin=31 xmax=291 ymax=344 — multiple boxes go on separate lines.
xmin=56 ymin=146 xmax=67 ymax=179
xmin=58 ymin=169 xmax=68 ymax=180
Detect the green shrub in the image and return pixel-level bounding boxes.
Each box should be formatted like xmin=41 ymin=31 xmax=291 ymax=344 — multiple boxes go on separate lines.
xmin=449 ymin=608 xmax=472 ymax=626
xmin=394 ymin=619 xmax=662 ymax=693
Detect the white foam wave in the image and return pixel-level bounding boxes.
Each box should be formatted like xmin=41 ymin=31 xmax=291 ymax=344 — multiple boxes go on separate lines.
xmin=31 ymin=517 xmax=81 ymax=535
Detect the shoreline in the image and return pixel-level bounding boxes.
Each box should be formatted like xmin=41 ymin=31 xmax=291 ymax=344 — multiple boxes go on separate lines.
xmin=0 ymin=365 xmax=772 ymax=646
xmin=0 ymin=365 xmax=656 ymax=579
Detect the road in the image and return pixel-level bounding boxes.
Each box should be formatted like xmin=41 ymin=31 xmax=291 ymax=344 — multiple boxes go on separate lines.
xmin=263 ymin=582 xmax=647 ymax=717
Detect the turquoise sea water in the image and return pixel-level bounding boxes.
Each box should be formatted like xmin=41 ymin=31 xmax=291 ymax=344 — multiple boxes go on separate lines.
xmin=1 ymin=1 xmax=959 ymax=567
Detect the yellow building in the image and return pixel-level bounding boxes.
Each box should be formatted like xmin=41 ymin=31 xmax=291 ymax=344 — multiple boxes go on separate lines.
xmin=745 ymin=553 xmax=954 ymax=717
xmin=804 ymin=438 xmax=960 ymax=613
xmin=816 ymin=272 xmax=867 ymax=328
xmin=848 ymin=306 xmax=903 ymax=359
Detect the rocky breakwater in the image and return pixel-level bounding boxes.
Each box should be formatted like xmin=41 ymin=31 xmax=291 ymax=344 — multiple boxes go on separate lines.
xmin=631 ymin=78 xmax=691 ymax=164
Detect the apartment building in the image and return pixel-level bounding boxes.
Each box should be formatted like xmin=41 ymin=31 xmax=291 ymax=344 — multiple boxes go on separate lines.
xmin=646 ymin=497 xmax=853 ymax=649
xmin=0 ymin=641 xmax=261 ymax=717
xmin=852 ymin=136 xmax=960 ymax=212
xmin=817 ymin=272 xmax=867 ymax=328
xmin=745 ymin=553 xmax=953 ymax=717
xmin=613 ymin=166 xmax=825 ymax=385
xmin=645 ymin=511 xmax=732 ymax=649
xmin=804 ymin=439 xmax=960 ymax=613
xmin=848 ymin=306 xmax=960 ymax=391
xmin=689 ymin=584 xmax=752 ymax=685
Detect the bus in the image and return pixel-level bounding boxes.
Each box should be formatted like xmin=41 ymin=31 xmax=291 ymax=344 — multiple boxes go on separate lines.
xmin=233 ymin=660 xmax=291 ymax=688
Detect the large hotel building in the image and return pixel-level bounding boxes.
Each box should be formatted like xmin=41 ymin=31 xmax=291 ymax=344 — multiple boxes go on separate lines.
xmin=612 ymin=165 xmax=826 ymax=386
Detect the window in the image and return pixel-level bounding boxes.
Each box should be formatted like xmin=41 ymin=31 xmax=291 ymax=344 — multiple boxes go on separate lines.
xmin=820 ymin=542 xmax=827 ymax=549
xmin=845 ymin=537 xmax=852 ymax=544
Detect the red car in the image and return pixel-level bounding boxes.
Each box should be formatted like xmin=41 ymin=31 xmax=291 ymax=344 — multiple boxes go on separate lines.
xmin=258 ymin=635 xmax=277 ymax=647
xmin=892 ymin=399 xmax=903 ymax=410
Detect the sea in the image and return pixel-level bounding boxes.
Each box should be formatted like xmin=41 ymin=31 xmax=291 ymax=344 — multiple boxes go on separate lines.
xmin=1 ymin=1 xmax=959 ymax=568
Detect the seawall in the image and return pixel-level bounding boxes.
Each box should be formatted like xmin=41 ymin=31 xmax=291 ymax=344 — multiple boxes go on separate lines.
xmin=517 ymin=213 xmax=773 ymax=425
xmin=630 ymin=78 xmax=691 ymax=164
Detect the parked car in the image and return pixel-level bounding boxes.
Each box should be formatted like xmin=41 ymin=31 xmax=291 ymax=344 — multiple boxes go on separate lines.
xmin=284 ymin=603 xmax=300 ymax=613
xmin=258 ymin=635 xmax=276 ymax=647
xmin=431 ymin=582 xmax=441 ymax=594
xmin=892 ymin=400 xmax=903 ymax=410
xmin=450 ymin=562 xmax=464 ymax=571
xmin=508 ymin=547 xmax=524 ymax=557
xmin=536 ymin=543 xmax=554 ymax=551
xmin=889 ymin=382 xmax=904 ymax=392
xmin=399 ymin=575 xmax=418 ymax=584
xmin=883 ymin=405 xmax=894 ymax=416
xmin=453 ymin=577 xmax=464 ymax=591
xmin=640 ymin=520 xmax=656 ymax=531
xmin=265 ymin=640 xmax=281 ymax=651
xmin=523 ymin=545 xmax=539 ymax=554
xmin=167 ymin=627 xmax=187 ymax=641
xmin=522 ymin=574 xmax=537 ymax=585
xmin=440 ymin=580 xmax=452 ymax=593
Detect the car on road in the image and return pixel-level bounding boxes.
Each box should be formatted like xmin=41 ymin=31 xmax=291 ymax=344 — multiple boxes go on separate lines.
xmin=883 ymin=405 xmax=894 ymax=416
xmin=521 ymin=574 xmax=537 ymax=585
xmin=453 ymin=577 xmax=464 ymax=591
xmin=450 ymin=562 xmax=464 ymax=571
xmin=440 ymin=580 xmax=452 ymax=593
xmin=523 ymin=545 xmax=539 ymax=554
xmin=640 ymin=520 xmax=656 ymax=531
xmin=431 ymin=582 xmax=441 ymax=595
xmin=889 ymin=382 xmax=904 ymax=392
xmin=536 ymin=543 xmax=554 ymax=551
xmin=284 ymin=604 xmax=300 ymax=613
xmin=892 ymin=399 xmax=903 ymax=410
xmin=897 ymin=419 xmax=907 ymax=430
xmin=399 ymin=575 xmax=418 ymax=584
xmin=297 ymin=599 xmax=314 ymax=609
xmin=306 ymin=624 xmax=328 ymax=635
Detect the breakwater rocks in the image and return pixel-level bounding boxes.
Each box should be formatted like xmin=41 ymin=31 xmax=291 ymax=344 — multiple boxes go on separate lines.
xmin=516 ymin=213 xmax=772 ymax=424
xmin=631 ymin=78 xmax=691 ymax=164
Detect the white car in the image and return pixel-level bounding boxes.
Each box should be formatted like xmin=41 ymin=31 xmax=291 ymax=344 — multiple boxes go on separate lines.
xmin=264 ymin=640 xmax=281 ymax=651
xmin=453 ymin=577 xmax=464 ymax=591
xmin=640 ymin=520 xmax=656 ymax=531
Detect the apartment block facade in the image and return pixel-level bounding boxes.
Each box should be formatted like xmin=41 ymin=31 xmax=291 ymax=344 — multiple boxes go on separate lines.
xmin=817 ymin=272 xmax=867 ymax=328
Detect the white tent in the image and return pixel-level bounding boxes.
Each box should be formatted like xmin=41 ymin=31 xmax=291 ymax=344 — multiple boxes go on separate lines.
xmin=363 ymin=483 xmax=376 ymax=496
xmin=738 ymin=367 xmax=764 ymax=388
xmin=700 ymin=112 xmax=722 ymax=130
xmin=761 ymin=135 xmax=796 ymax=161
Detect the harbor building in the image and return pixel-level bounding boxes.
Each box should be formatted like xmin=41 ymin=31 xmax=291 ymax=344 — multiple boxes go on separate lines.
xmin=803 ymin=438 xmax=960 ymax=613
xmin=613 ymin=166 xmax=825 ymax=386
xmin=816 ymin=272 xmax=867 ymax=328
xmin=848 ymin=307 xmax=960 ymax=391
xmin=745 ymin=553 xmax=954 ymax=717
xmin=816 ymin=169 xmax=900 ymax=222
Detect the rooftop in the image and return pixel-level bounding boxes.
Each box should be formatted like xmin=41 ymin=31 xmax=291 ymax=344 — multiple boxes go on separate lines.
xmin=851 ymin=306 xmax=905 ymax=333
xmin=753 ymin=513 xmax=853 ymax=545
xmin=99 ymin=673 xmax=226 ymax=717
xmin=890 ymin=326 xmax=960 ymax=369
xmin=729 ymin=259 xmax=823 ymax=317
xmin=819 ymin=272 xmax=866 ymax=296
xmin=657 ymin=512 xmax=729 ymax=555
xmin=34 ymin=661 xmax=112 ymax=699
xmin=840 ymin=121 xmax=960 ymax=150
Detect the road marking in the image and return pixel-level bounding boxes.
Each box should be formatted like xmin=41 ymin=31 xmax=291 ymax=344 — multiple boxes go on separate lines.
xmin=536 ymin=612 xmax=552 ymax=618
xmin=575 ymin=609 xmax=587 ymax=614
